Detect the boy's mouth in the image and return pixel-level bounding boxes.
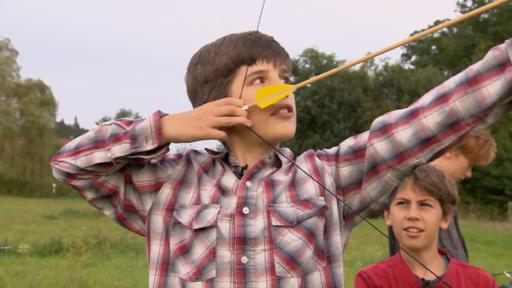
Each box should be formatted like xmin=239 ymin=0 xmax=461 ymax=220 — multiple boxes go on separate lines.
xmin=270 ymin=104 xmax=294 ymax=118
xmin=403 ymin=226 xmax=424 ymax=237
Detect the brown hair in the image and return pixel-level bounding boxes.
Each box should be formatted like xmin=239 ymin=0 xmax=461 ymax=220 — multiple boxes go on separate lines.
xmin=393 ymin=164 xmax=459 ymax=217
xmin=185 ymin=31 xmax=291 ymax=108
xmin=456 ymin=130 xmax=496 ymax=166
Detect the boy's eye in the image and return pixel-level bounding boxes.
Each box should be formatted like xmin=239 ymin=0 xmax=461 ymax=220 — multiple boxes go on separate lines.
xmin=395 ymin=201 xmax=407 ymax=207
xmin=420 ymin=202 xmax=433 ymax=208
xmin=281 ymin=74 xmax=291 ymax=84
xmin=252 ymin=77 xmax=266 ymax=85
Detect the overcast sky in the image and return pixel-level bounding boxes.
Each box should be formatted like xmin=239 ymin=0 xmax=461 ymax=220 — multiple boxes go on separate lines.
xmin=0 ymin=0 xmax=460 ymax=129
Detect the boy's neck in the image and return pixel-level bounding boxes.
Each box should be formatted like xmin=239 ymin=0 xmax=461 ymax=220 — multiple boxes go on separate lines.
xmin=400 ymin=245 xmax=447 ymax=281
xmin=226 ymin=130 xmax=278 ymax=169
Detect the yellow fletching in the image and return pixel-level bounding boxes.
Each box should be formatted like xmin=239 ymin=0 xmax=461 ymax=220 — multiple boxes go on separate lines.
xmin=255 ymin=84 xmax=296 ymax=108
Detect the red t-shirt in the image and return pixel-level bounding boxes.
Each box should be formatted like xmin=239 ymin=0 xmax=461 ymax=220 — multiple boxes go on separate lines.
xmin=355 ymin=249 xmax=497 ymax=288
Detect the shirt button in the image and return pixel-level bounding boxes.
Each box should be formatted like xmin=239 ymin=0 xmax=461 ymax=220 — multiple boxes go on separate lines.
xmin=242 ymin=207 xmax=250 ymax=215
xmin=241 ymin=256 xmax=248 ymax=264
xmin=245 ymin=181 xmax=252 ymax=187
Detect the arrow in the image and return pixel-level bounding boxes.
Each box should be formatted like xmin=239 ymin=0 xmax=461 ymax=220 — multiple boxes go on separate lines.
xmin=242 ymin=0 xmax=509 ymax=110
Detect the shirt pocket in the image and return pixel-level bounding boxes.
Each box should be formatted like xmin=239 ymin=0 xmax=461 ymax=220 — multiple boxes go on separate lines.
xmin=170 ymin=204 xmax=220 ymax=281
xmin=268 ymin=197 xmax=328 ymax=278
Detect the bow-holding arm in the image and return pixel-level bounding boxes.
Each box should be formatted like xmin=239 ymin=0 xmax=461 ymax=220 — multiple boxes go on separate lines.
xmin=314 ymin=38 xmax=512 ymax=229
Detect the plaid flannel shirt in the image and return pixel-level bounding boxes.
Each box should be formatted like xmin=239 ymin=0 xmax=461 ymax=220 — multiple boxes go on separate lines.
xmin=51 ymin=39 xmax=512 ymax=288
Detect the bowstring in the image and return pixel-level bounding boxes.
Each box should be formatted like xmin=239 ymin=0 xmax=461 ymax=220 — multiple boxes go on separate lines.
xmin=238 ymin=1 xmax=451 ymax=287
xmin=238 ymin=0 xmax=266 ymax=100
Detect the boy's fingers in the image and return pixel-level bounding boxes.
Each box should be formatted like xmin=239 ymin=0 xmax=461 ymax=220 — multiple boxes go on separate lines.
xmin=214 ymin=97 xmax=245 ymax=108
xmin=214 ymin=117 xmax=252 ymax=128
xmin=208 ymin=129 xmax=227 ymax=141
xmin=214 ymin=106 xmax=247 ymax=117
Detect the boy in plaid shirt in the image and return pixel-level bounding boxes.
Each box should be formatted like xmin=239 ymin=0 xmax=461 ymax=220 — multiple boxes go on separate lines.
xmin=52 ymin=31 xmax=512 ymax=287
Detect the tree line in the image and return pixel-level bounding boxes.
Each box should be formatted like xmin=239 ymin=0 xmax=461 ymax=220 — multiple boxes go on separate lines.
xmin=0 ymin=0 xmax=510 ymax=215
xmin=0 ymin=37 xmax=141 ymax=197
xmin=0 ymin=38 xmax=58 ymax=196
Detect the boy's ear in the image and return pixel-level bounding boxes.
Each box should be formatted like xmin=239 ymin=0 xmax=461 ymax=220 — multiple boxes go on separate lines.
xmin=440 ymin=211 xmax=453 ymax=230
xmin=384 ymin=209 xmax=392 ymax=226
xmin=441 ymin=149 xmax=456 ymax=160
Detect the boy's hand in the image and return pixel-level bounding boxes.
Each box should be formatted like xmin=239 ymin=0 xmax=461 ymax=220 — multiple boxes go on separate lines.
xmin=160 ymin=98 xmax=252 ymax=143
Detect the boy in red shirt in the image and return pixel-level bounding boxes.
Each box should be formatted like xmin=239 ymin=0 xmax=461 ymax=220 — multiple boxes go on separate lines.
xmin=355 ymin=164 xmax=497 ymax=288
xmin=387 ymin=130 xmax=497 ymax=262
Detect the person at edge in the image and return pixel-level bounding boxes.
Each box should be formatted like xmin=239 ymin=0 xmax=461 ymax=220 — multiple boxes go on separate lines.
xmin=355 ymin=164 xmax=498 ymax=288
xmin=387 ymin=130 xmax=497 ymax=262
xmin=51 ymin=31 xmax=512 ymax=287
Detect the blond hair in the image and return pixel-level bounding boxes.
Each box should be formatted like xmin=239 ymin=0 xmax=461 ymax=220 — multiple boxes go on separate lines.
xmin=456 ymin=130 xmax=496 ymax=166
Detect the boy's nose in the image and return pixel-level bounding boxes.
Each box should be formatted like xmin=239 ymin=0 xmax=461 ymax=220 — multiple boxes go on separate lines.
xmin=405 ymin=207 xmax=420 ymax=221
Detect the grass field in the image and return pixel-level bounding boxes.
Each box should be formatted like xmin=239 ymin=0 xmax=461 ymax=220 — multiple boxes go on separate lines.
xmin=1 ymin=196 xmax=511 ymax=287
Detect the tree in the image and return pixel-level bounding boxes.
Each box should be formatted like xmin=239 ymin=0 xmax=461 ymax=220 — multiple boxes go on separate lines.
xmin=0 ymin=38 xmax=59 ymax=196
xmin=0 ymin=39 xmax=21 ymax=166
xmin=286 ymin=48 xmax=372 ymax=152
xmin=95 ymin=108 xmax=141 ymax=125
xmin=401 ymin=0 xmax=512 ymax=77
xmin=55 ymin=117 xmax=88 ymax=141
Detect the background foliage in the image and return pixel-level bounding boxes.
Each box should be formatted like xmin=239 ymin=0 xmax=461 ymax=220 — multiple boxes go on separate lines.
xmin=0 ymin=39 xmax=57 ymax=196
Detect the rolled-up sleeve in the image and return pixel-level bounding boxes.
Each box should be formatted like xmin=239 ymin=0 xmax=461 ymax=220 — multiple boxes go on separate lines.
xmin=51 ymin=111 xmax=178 ymax=236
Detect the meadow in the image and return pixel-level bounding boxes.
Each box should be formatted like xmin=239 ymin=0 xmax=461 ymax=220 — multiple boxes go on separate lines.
xmin=1 ymin=196 xmax=511 ymax=287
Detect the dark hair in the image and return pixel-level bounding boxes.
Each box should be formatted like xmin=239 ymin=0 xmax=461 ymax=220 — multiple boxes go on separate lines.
xmin=393 ymin=164 xmax=459 ymax=217
xmin=185 ymin=31 xmax=291 ymax=107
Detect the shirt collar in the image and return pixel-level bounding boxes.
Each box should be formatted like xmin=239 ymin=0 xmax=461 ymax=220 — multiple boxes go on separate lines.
xmin=393 ymin=248 xmax=453 ymax=286
xmin=204 ymin=146 xmax=291 ymax=170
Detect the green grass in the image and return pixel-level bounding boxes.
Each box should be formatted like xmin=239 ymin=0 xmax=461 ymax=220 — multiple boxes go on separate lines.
xmin=1 ymin=196 xmax=511 ymax=287
xmin=0 ymin=196 xmax=147 ymax=288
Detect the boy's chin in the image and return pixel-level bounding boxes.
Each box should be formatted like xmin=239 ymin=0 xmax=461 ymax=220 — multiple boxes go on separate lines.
xmin=401 ymin=244 xmax=424 ymax=253
xmin=265 ymin=130 xmax=296 ymax=145
xmin=397 ymin=240 xmax=430 ymax=253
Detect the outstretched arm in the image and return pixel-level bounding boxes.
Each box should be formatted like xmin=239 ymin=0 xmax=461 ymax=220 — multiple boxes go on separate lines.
xmin=316 ymin=38 xmax=512 ymax=227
